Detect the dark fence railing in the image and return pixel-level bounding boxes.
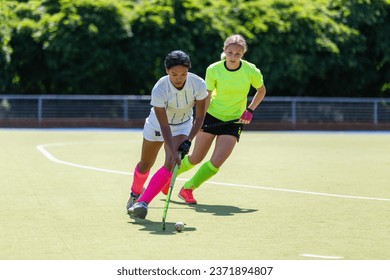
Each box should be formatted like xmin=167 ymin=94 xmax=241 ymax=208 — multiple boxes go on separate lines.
xmin=1 ymin=95 xmax=390 ymax=130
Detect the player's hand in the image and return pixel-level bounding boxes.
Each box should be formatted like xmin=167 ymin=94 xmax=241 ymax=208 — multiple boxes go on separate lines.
xmin=173 ymin=152 xmax=181 ymax=167
xmin=178 ymin=140 xmax=191 ymax=159
xmin=239 ymin=108 xmax=253 ymax=124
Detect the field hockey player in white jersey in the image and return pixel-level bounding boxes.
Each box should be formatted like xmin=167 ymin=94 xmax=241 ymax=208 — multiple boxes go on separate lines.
xmin=127 ymin=50 xmax=208 ymax=219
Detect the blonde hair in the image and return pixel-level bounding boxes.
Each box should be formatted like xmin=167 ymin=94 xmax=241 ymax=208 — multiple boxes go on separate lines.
xmin=221 ymin=34 xmax=248 ymax=60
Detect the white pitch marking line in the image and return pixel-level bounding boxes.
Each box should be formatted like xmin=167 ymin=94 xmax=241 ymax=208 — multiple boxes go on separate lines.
xmin=300 ymin=254 xmax=344 ymax=259
xmin=205 ymin=180 xmax=390 ymax=202
xmin=37 ymin=142 xmax=390 ymax=202
xmin=36 ymin=143 xmax=129 ymax=175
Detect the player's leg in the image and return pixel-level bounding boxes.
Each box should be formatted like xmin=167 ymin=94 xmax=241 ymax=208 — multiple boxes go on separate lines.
xmin=179 ymin=135 xmax=237 ymax=204
xmin=160 ymin=119 xmax=195 ymax=194
xmin=129 ymin=164 xmax=172 ymax=219
xmin=130 ymin=134 xmax=188 ymax=218
xmin=132 ymin=138 xmax=163 ymax=193
xmin=208 ymin=134 xmax=237 ymax=168
xmin=126 ymin=139 xmax=163 ymax=212
xmin=160 ymin=133 xmax=191 ymax=195
xmin=177 ymin=131 xmax=215 ymax=176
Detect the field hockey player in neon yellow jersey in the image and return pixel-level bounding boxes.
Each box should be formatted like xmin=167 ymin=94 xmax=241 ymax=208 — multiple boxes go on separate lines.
xmin=127 ymin=50 xmax=208 ymax=219
xmin=174 ymin=34 xmax=266 ymax=204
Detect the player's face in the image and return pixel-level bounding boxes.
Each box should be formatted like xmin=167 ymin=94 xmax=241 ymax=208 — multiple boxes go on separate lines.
xmin=166 ymin=65 xmax=189 ymax=90
xmin=224 ymin=44 xmax=244 ymax=69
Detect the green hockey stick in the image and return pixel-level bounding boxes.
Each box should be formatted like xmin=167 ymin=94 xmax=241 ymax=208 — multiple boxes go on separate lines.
xmin=162 ymin=153 xmax=181 ymax=231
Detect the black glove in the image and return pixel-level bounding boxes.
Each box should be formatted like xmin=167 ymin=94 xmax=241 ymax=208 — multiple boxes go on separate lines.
xmin=178 ymin=140 xmax=191 ymax=159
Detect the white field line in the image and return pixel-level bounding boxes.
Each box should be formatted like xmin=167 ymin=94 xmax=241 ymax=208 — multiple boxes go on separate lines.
xmin=36 ymin=142 xmax=390 ymax=202
xmin=36 ymin=142 xmax=129 ymax=175
xmin=205 ymin=181 xmax=390 ymax=202
xmin=300 ymin=254 xmax=344 ymax=259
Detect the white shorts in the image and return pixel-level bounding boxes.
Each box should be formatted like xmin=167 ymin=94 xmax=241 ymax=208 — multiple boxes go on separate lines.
xmin=143 ymin=116 xmax=193 ymax=142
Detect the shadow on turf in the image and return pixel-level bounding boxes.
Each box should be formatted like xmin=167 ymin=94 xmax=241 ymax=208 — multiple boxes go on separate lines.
xmin=126 ymin=199 xmax=256 ymax=234
xmin=167 ymin=199 xmax=258 ymax=216
xmin=128 ymin=218 xmax=196 ymax=235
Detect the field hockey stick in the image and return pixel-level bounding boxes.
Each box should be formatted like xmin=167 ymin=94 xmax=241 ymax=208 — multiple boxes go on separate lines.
xmin=162 ymin=152 xmax=181 ymax=231
xmin=203 ymin=119 xmax=241 ymax=128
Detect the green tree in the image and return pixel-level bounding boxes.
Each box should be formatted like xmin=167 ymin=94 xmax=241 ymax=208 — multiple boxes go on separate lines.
xmin=233 ymin=0 xmax=361 ymax=96
xmin=126 ymin=0 xmax=227 ymax=94
xmin=8 ymin=0 xmax=135 ymax=94
xmin=1 ymin=0 xmax=389 ymax=97
xmin=0 ymin=0 xmax=18 ymax=92
xmin=327 ymin=0 xmax=390 ymax=97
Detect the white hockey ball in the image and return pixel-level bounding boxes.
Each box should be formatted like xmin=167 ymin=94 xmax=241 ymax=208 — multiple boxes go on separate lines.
xmin=175 ymin=222 xmax=185 ymax=232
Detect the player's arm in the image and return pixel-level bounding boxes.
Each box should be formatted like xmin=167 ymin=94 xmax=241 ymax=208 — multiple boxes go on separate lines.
xmin=187 ymin=97 xmax=207 ymax=142
xmin=248 ymin=84 xmax=266 ymax=112
xmin=205 ymin=90 xmax=212 ymax=111
xmin=177 ymin=94 xmax=208 ymax=158
xmin=239 ymin=84 xmax=266 ymax=124
xmin=154 ymin=106 xmax=181 ymax=166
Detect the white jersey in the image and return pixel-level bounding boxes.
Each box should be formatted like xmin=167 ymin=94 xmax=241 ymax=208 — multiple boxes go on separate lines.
xmin=148 ymin=72 xmax=208 ymax=125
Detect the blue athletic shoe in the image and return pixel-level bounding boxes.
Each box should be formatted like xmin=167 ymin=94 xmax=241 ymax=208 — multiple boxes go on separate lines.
xmin=128 ymin=201 xmax=148 ymax=219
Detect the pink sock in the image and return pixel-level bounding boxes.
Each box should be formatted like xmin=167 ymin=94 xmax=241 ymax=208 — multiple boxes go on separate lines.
xmin=138 ymin=166 xmax=172 ymax=204
xmin=131 ymin=164 xmax=150 ymax=195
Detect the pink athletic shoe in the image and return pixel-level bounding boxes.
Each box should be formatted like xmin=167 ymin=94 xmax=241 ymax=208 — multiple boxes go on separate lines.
xmin=178 ymin=187 xmax=197 ymax=204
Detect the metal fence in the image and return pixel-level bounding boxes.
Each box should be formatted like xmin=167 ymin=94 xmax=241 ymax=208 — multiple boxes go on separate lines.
xmin=1 ymin=95 xmax=390 ymax=130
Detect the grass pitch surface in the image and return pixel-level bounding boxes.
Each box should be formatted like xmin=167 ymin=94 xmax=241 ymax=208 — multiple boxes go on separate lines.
xmin=1 ymin=129 xmax=389 ymax=260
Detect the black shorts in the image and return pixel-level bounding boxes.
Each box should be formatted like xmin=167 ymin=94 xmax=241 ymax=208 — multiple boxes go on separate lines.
xmin=201 ymin=113 xmax=243 ymax=141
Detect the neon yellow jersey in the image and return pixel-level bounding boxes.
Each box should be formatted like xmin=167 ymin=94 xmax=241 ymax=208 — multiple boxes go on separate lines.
xmin=205 ymin=60 xmax=263 ymax=121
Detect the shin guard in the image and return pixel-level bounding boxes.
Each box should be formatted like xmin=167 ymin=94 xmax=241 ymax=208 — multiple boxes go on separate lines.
xmin=131 ymin=164 xmax=150 ymax=195
xmin=183 ymin=161 xmax=219 ymax=190
xmin=177 ymin=155 xmax=195 ymax=176
xmin=138 ymin=166 xmax=172 ymax=204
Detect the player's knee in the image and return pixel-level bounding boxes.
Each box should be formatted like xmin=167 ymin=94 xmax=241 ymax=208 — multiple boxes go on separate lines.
xmin=188 ymin=154 xmax=203 ymax=165
xmin=138 ymin=161 xmax=153 ymax=173
xmin=209 ymin=158 xmax=224 ymax=169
